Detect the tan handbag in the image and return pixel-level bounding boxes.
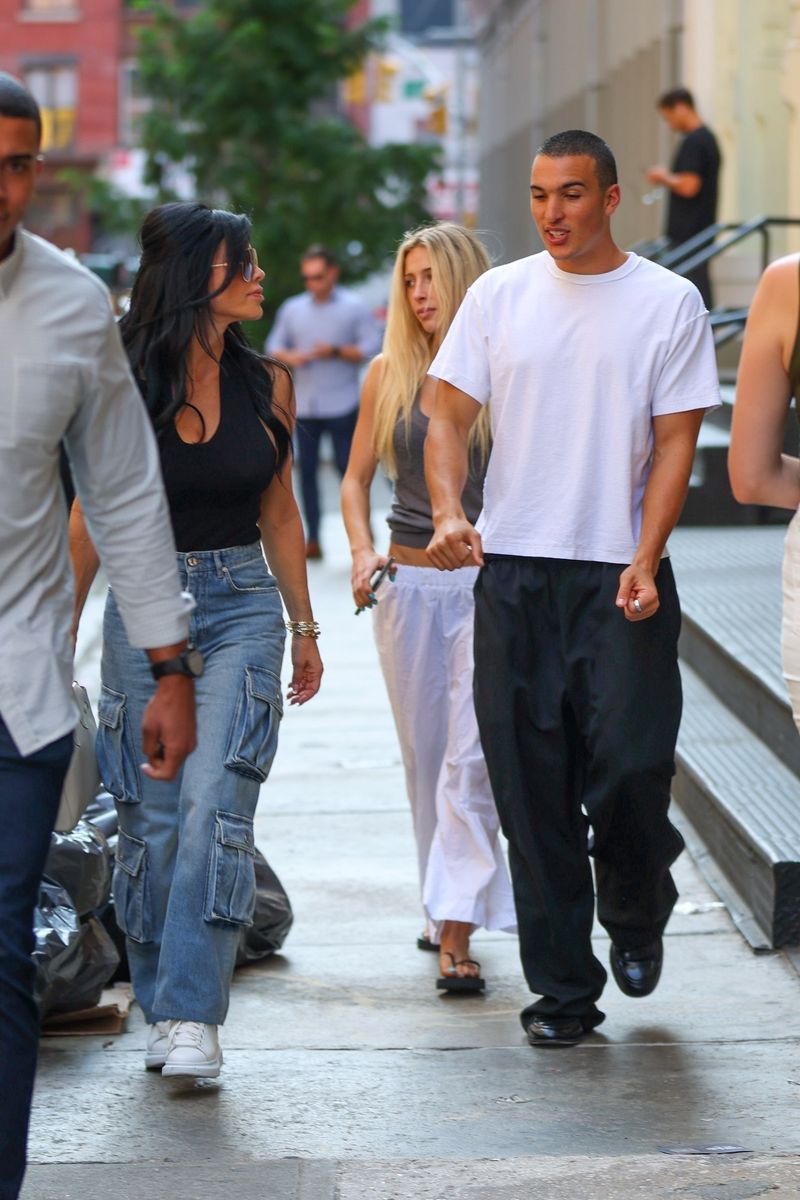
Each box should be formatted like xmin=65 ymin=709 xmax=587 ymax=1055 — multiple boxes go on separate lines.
xmin=55 ymin=682 xmax=100 ymax=833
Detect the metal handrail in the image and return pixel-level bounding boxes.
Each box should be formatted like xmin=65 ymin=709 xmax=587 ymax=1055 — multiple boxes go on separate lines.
xmin=656 ymin=222 xmax=730 ymax=269
xmin=665 ymin=215 xmax=800 ymax=278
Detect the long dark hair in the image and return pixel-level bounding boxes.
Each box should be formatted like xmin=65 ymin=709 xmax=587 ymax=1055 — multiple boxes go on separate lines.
xmin=120 ymin=202 xmax=292 ymax=470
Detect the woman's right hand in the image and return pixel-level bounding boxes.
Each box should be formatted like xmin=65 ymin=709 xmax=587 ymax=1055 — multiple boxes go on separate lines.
xmin=351 ymin=548 xmax=385 ymax=611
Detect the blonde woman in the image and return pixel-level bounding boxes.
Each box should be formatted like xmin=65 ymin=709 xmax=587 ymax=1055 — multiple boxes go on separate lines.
xmin=341 ymin=223 xmax=516 ymax=993
xmin=729 ymin=254 xmax=800 ymax=727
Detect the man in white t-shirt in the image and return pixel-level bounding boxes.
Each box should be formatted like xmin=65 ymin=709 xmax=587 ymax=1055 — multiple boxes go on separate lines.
xmin=425 ymin=130 xmax=720 ymax=1047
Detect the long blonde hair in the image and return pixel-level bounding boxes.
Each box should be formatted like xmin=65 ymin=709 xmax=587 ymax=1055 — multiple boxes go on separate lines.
xmin=373 ymin=222 xmax=492 ymax=477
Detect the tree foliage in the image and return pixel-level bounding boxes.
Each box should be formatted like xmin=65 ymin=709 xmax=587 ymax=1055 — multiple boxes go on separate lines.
xmin=133 ymin=0 xmax=439 ymax=328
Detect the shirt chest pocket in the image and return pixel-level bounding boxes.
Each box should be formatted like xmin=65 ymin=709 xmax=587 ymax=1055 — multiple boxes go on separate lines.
xmin=1 ymin=359 xmax=83 ymax=449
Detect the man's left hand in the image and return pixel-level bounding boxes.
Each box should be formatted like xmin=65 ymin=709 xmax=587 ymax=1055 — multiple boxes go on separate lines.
xmin=616 ymin=564 xmax=659 ymax=622
xmin=141 ymin=676 xmax=197 ymax=779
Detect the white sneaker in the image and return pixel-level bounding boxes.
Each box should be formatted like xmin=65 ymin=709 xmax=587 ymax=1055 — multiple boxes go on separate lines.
xmin=144 ymin=1020 xmax=172 ymax=1070
xmin=161 ymin=1021 xmax=223 ymax=1078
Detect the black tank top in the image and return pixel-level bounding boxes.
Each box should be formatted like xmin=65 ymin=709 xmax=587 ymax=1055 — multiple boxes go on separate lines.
xmin=160 ymin=359 xmax=277 ymax=551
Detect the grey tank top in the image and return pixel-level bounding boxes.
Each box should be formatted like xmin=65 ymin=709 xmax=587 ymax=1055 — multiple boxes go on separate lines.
xmin=387 ymin=394 xmax=487 ymax=549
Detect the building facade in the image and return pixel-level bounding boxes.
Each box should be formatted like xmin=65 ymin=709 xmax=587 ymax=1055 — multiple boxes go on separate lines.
xmin=0 ymin=0 xmax=195 ymax=252
xmin=470 ymin=0 xmax=800 ymax=301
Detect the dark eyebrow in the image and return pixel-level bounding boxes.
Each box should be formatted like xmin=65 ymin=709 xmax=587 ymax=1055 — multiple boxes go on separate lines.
xmin=530 ymin=180 xmax=588 ymax=192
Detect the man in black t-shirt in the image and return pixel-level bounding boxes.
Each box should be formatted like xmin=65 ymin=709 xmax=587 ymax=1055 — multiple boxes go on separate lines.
xmin=646 ymin=87 xmax=721 ymax=307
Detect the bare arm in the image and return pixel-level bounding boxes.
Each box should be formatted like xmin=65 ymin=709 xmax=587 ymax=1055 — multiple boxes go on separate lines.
xmin=645 ymin=165 xmax=703 ymax=198
xmin=616 ymin=408 xmax=706 ymax=621
xmin=68 ymin=497 xmax=101 ymax=642
xmin=425 ymin=379 xmax=484 ymax=569
xmin=728 ymin=256 xmax=800 ymax=510
xmin=341 ymin=355 xmax=386 ymax=608
xmin=258 ymin=369 xmax=322 ymax=705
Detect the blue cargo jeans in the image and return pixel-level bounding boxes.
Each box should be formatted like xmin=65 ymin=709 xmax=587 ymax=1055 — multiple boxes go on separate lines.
xmin=96 ymin=543 xmax=285 ymax=1025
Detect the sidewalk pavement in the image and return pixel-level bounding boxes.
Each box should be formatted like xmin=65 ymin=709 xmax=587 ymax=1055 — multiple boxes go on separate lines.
xmin=21 ymin=494 xmax=800 ymax=1199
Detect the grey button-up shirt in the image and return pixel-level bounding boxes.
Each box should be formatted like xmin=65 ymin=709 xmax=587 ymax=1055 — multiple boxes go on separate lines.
xmin=266 ymin=287 xmax=382 ymax=419
xmin=0 ymin=229 xmax=192 ymax=755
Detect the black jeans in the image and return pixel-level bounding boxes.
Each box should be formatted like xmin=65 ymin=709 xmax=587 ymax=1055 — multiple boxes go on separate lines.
xmin=0 ymin=718 xmax=72 ymax=1200
xmin=295 ymin=408 xmax=358 ymax=542
xmin=473 ymin=556 xmax=684 ymax=1022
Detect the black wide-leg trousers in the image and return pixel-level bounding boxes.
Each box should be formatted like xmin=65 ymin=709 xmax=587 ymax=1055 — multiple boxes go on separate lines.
xmin=473 ymin=555 xmax=685 ymax=1021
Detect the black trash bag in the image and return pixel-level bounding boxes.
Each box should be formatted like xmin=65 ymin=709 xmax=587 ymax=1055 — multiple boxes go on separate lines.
xmin=33 ymin=882 xmax=121 ymax=1018
xmin=82 ymin=789 xmax=118 ymax=844
xmin=236 ymin=849 xmax=293 ymax=966
xmin=97 ymin=896 xmax=130 ymax=984
xmin=46 ymin=916 xmax=120 ymax=1015
xmin=32 ymin=880 xmax=85 ymax=1017
xmin=44 ymin=821 xmax=112 ymax=918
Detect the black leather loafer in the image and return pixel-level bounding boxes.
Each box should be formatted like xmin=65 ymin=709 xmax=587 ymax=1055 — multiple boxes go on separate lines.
xmin=609 ymin=939 xmax=663 ymax=997
xmin=524 ymin=1016 xmax=587 ymax=1047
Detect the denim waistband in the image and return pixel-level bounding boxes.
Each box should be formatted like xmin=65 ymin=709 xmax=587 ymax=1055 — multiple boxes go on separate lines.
xmin=177 ymin=542 xmax=263 ymax=573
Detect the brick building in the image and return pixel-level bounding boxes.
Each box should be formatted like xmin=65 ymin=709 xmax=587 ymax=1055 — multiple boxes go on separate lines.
xmin=0 ymin=0 xmax=195 ymax=252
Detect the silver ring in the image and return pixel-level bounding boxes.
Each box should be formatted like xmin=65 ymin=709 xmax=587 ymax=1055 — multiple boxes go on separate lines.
xmin=633 ymin=598 xmax=642 ymax=614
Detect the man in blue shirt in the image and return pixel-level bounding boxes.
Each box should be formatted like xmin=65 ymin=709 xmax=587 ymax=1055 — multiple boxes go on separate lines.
xmin=267 ymin=245 xmax=381 ymax=558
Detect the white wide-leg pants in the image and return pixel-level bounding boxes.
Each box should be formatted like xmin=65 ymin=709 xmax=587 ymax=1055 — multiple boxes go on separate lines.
xmin=372 ymin=564 xmax=517 ymax=941
xmin=782 ymin=509 xmax=800 ymax=731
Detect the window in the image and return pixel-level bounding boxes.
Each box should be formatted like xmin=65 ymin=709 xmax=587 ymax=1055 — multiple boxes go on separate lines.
xmin=400 ymin=0 xmax=453 ymax=35
xmin=25 ymin=63 xmax=77 ymax=151
xmin=20 ymin=0 xmax=79 ymax=14
xmin=119 ymin=60 xmax=151 ymax=147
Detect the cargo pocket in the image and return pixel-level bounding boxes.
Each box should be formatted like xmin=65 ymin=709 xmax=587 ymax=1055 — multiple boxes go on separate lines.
xmin=96 ymin=686 xmax=142 ymax=803
xmin=223 ymin=666 xmax=283 ymax=783
xmin=203 ymin=810 xmax=256 ymax=926
xmin=113 ymin=829 xmax=151 ymax=943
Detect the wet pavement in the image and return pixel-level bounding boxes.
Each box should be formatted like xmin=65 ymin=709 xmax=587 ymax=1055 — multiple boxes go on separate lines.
xmin=21 ymin=483 xmax=800 ymax=1198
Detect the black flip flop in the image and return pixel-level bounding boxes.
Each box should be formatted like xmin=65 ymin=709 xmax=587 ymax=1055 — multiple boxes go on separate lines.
xmin=417 ymin=933 xmax=441 ymax=952
xmin=436 ymin=952 xmax=486 ymax=993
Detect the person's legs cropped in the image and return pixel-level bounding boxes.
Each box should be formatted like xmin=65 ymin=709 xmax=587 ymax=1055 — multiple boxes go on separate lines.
xmin=374 ymin=565 xmax=515 ymax=963
xmin=475 ymin=556 xmax=684 ymax=1032
xmin=422 ymin=569 xmax=516 ymax=937
xmin=0 ymin=719 xmax=72 ymax=1200
xmin=328 ymin=406 xmax=359 ymax=479
xmin=781 ymin=510 xmax=800 ymax=731
xmin=574 ymin=559 xmax=684 ymax=951
xmin=97 ymin=546 xmax=285 ymax=1060
xmin=474 ymin=557 xmax=605 ymax=1028
xmin=373 ymin=566 xmax=448 ymax=938
xmin=295 ymin=418 xmax=325 ymax=546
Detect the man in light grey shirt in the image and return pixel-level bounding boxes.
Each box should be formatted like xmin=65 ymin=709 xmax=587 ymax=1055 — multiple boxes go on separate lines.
xmin=0 ymin=73 xmax=196 ymax=1200
xmin=267 ymin=244 xmax=381 ymax=558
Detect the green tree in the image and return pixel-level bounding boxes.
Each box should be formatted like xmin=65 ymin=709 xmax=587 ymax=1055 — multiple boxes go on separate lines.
xmin=133 ymin=0 xmax=439 ymax=332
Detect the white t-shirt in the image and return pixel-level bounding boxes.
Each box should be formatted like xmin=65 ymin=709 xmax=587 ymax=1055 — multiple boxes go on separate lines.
xmin=429 ymin=251 xmax=720 ymax=564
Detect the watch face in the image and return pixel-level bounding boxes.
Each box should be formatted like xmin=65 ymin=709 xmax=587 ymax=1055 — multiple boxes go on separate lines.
xmin=185 ymin=647 xmax=204 ymax=676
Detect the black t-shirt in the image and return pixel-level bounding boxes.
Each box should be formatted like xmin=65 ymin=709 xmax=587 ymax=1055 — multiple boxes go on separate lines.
xmin=666 ymin=125 xmax=721 ymax=244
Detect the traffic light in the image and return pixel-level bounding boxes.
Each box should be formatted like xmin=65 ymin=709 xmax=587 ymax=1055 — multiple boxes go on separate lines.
xmin=343 ymin=68 xmax=367 ymax=105
xmin=425 ymin=86 xmax=448 ymax=136
xmin=375 ymin=58 xmax=399 ymax=103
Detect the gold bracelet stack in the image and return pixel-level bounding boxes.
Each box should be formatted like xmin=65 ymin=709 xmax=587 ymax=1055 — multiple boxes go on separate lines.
xmin=285 ymin=619 xmax=321 ymax=639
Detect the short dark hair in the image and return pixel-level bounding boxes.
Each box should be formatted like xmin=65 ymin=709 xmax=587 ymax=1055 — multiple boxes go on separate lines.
xmin=301 ymin=244 xmax=338 ymax=269
xmin=0 ymin=71 xmax=42 ymax=139
xmin=535 ymin=129 xmax=617 ymax=193
xmin=658 ymin=87 xmax=695 ymax=111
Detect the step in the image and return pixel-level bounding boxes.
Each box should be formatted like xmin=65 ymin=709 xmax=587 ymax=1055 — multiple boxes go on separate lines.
xmin=671 ymin=526 xmax=800 ymax=777
xmin=674 ymin=663 xmax=800 ymax=949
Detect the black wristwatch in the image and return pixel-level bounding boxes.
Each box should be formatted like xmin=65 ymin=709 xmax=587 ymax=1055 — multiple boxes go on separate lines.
xmin=150 ymin=645 xmax=204 ymax=681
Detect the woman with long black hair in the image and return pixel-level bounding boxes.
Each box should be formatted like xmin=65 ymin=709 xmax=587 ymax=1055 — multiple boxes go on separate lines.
xmin=71 ymin=202 xmax=322 ymax=1078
